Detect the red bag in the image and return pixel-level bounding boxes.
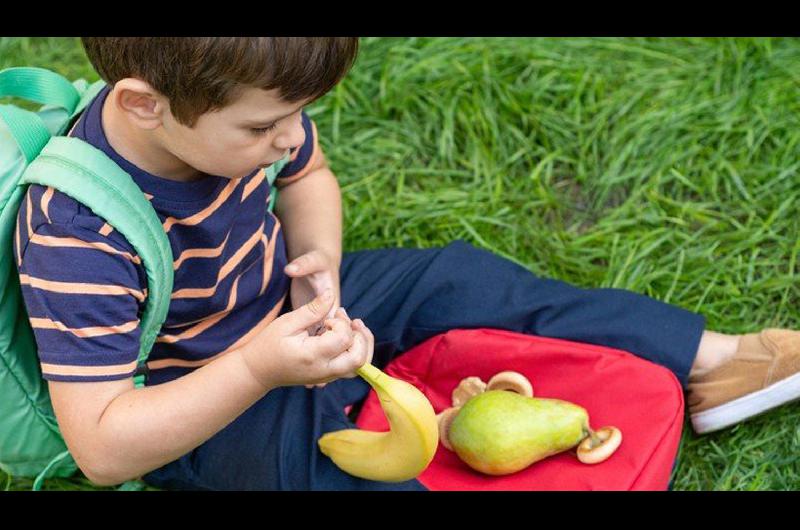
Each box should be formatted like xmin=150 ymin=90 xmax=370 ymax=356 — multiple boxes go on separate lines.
xmin=353 ymin=328 xmax=684 ymax=490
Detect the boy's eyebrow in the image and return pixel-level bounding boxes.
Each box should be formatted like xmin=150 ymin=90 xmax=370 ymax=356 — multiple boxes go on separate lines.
xmin=240 ymin=104 xmax=305 ymax=127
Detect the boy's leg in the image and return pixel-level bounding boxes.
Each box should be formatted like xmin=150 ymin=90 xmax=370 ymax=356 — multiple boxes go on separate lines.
xmin=336 ymin=239 xmax=706 ymax=395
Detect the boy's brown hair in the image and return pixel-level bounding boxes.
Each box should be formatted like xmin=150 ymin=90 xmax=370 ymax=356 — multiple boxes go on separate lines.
xmin=80 ymin=37 xmax=359 ymax=127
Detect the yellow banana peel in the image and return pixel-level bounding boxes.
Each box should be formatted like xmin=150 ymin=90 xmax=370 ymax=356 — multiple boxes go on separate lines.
xmin=317 ymin=363 xmax=439 ymax=482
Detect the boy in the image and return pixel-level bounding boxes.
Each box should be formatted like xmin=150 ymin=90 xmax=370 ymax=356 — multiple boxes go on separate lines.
xmin=13 ymin=37 xmax=800 ymax=491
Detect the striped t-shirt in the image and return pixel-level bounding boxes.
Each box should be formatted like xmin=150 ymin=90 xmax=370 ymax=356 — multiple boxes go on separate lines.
xmin=13 ymin=86 xmax=320 ymax=385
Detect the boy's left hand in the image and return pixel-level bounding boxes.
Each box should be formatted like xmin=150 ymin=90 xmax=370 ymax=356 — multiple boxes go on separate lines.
xmin=284 ymin=249 xmax=341 ymax=334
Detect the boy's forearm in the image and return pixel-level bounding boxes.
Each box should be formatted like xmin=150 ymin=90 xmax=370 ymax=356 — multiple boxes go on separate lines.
xmin=274 ymin=167 xmax=343 ymax=266
xmin=91 ymin=345 xmax=273 ymax=485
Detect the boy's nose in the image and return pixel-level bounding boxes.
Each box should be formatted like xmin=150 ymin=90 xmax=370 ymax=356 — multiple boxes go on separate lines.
xmin=273 ymin=121 xmax=306 ymax=152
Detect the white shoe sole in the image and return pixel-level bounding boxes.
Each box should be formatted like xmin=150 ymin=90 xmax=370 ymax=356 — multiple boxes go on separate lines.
xmin=691 ymin=371 xmax=800 ymax=434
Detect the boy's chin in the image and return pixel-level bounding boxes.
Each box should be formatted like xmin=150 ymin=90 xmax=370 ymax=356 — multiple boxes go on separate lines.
xmin=225 ymin=169 xmax=260 ymax=180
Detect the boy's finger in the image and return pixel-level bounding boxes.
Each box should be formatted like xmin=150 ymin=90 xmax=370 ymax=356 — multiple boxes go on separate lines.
xmin=327 ymin=332 xmax=368 ymax=377
xmin=335 ymin=307 xmax=351 ymax=323
xmin=353 ymin=318 xmax=372 ymax=339
xmin=324 ymin=317 xmax=353 ymax=339
xmin=354 ymin=319 xmax=374 ymax=366
xmin=284 ymin=250 xmax=327 ymax=276
xmin=282 ymin=289 xmax=334 ymax=333
xmin=310 ymin=319 xmax=355 ymax=357
xmin=355 ymin=319 xmax=373 ymax=356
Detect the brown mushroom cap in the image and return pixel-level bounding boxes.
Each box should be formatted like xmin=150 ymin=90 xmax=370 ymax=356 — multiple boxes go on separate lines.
xmin=436 ymin=407 xmax=461 ymax=451
xmin=452 ymin=376 xmax=487 ymax=407
xmin=576 ymin=426 xmax=622 ymax=464
xmin=486 ymin=371 xmax=534 ymax=397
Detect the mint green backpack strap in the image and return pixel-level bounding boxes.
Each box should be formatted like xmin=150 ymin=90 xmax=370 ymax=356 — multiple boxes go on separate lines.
xmin=0 ymin=105 xmax=51 ymax=163
xmin=0 ymin=67 xmax=106 ymax=161
xmin=20 ymin=137 xmax=173 ymax=382
xmin=0 ymin=67 xmax=80 ymax=113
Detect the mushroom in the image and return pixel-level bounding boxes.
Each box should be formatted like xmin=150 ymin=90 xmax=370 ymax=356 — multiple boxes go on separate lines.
xmin=486 ymin=371 xmax=534 ymax=397
xmin=576 ymin=426 xmax=623 ymax=464
xmin=436 ymin=407 xmax=461 ymax=451
xmin=452 ymin=376 xmax=487 ymax=407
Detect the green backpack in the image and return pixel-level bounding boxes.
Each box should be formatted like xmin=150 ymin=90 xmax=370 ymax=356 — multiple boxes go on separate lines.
xmin=0 ymin=66 xmax=174 ymax=490
xmin=1 ymin=67 xmax=290 ymax=490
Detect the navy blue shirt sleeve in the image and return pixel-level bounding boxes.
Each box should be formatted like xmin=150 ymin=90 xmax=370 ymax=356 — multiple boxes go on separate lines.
xmin=14 ymin=188 xmax=145 ymax=382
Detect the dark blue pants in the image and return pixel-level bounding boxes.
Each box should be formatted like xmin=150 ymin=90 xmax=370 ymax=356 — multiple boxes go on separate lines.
xmin=142 ymin=240 xmax=705 ymax=491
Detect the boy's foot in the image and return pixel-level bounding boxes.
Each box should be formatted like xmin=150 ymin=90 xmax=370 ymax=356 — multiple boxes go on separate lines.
xmin=687 ymin=328 xmax=800 ymax=434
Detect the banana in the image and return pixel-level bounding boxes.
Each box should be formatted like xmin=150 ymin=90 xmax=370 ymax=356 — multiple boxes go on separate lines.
xmin=317 ymin=362 xmax=439 ymax=482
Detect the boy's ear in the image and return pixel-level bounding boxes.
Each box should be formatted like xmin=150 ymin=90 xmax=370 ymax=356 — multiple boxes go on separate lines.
xmin=111 ymin=78 xmax=168 ymax=130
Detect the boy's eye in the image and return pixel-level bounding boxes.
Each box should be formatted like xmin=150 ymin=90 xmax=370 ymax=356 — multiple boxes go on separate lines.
xmin=250 ymin=122 xmax=278 ymax=135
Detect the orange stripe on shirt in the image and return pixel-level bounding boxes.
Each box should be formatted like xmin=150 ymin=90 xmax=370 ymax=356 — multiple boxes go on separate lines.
xmin=19 ymin=274 xmax=146 ymax=302
xmin=162 ymin=179 xmax=240 ymax=233
xmin=240 ymin=169 xmax=265 ymax=203
xmin=40 ymin=359 xmax=139 ymax=378
xmin=30 ymin=317 xmax=140 ymax=338
xmin=41 ymin=186 xmax=54 ymax=223
xmin=156 ymin=273 xmax=242 ymax=344
xmin=260 ymin=219 xmax=280 ymax=295
xmin=26 ymin=188 xmax=33 ymax=239
xmin=29 ymin=233 xmax=141 ymax=265
xmin=15 ymin=215 xmax=22 ymax=268
xmin=99 ymin=223 xmax=114 ymax=236
xmin=162 ymin=261 xmax=263 ymax=329
xmin=147 ymin=292 xmax=286 ymax=369
xmin=172 ymin=230 xmax=231 ymax=270
xmin=170 ymin=220 xmax=265 ymax=299
xmin=217 ymin=292 xmax=288 ymax=356
xmin=275 ymin=120 xmax=320 ymax=188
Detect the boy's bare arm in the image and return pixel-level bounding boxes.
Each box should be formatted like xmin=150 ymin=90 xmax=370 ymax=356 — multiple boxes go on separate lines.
xmin=49 ymin=293 xmax=364 ymax=487
xmin=274 ymin=149 xmax=343 ymax=267
xmin=49 ymin=344 xmax=272 ymax=486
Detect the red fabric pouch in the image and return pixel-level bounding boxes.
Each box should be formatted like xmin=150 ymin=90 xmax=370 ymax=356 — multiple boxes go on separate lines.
xmin=353 ymin=328 xmax=685 ymax=490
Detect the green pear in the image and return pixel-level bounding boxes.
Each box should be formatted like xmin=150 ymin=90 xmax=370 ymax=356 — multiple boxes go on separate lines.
xmin=449 ymin=390 xmax=590 ymax=475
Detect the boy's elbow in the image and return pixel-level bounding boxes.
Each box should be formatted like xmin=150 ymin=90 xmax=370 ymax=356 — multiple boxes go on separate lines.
xmin=81 ymin=460 xmax=126 ymax=487
xmin=84 ymin=471 xmax=120 ymax=487
xmin=77 ymin=452 xmax=136 ymax=487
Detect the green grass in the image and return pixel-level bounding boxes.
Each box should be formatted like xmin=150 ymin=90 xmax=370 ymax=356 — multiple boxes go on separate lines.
xmin=2 ymin=36 xmax=799 ymax=491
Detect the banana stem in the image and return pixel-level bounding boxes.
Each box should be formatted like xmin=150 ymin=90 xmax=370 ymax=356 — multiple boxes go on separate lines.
xmin=357 ymin=363 xmax=390 ymax=393
xmin=356 ymin=363 xmax=378 ymax=381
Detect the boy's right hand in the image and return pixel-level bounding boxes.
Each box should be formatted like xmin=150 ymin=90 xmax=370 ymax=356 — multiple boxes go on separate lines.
xmin=240 ymin=289 xmax=373 ymax=390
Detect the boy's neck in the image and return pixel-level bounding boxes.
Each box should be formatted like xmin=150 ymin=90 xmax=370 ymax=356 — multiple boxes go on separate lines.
xmin=101 ymin=88 xmax=205 ymax=183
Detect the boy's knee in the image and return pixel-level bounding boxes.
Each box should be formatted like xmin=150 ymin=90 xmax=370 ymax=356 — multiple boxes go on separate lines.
xmin=439 ymin=239 xmax=502 ymax=267
xmin=441 ymin=238 xmax=477 ymax=258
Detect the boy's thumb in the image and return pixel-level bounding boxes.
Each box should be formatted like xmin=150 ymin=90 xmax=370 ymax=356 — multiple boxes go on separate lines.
xmin=288 ymin=289 xmax=335 ymax=331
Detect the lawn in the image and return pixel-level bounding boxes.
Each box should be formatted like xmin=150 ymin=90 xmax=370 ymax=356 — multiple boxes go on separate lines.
xmin=2 ymin=36 xmax=799 ymax=491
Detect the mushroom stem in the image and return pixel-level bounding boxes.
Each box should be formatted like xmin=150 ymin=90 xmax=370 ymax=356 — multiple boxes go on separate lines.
xmin=580 ymin=427 xmax=601 ymax=448
xmin=576 ymin=426 xmax=623 ymax=464
xmin=587 ymin=428 xmax=602 ymax=449
xmin=436 ymin=407 xmax=462 ymax=451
